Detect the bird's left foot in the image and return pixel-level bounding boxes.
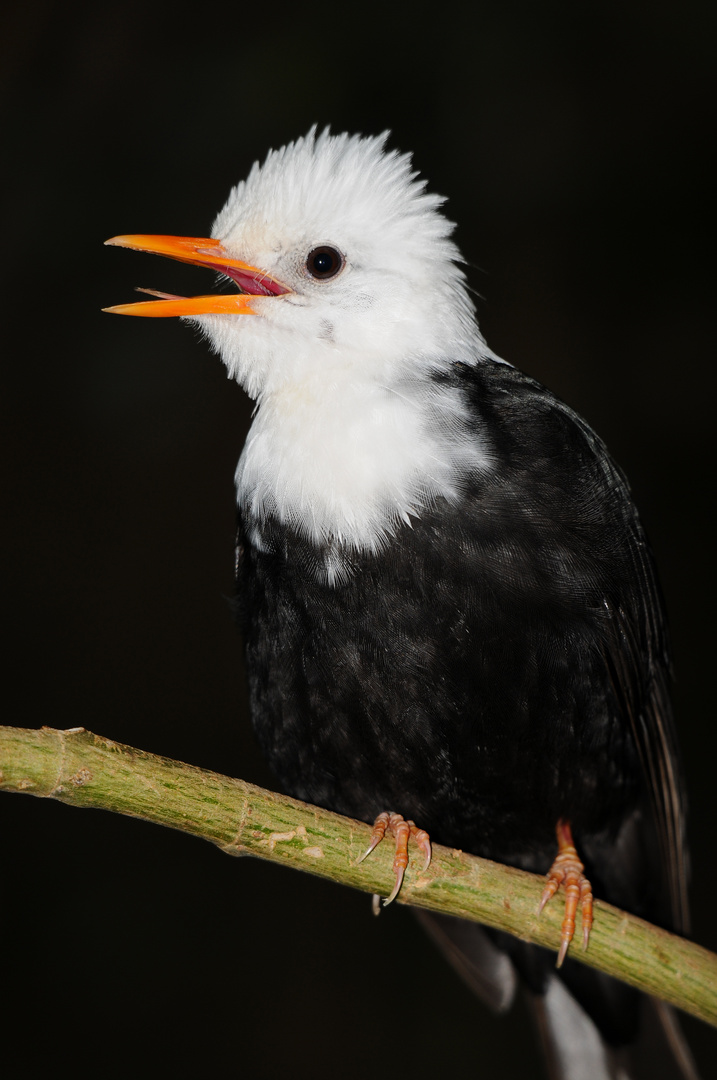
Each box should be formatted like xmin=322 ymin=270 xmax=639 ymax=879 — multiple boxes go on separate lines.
xmin=357 ymin=811 xmax=432 ymax=905
xmin=538 ymin=818 xmax=594 ymax=968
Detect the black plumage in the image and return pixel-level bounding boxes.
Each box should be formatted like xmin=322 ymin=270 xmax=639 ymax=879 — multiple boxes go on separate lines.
xmin=236 ymin=358 xmax=682 ymax=901
xmin=234 ymin=358 xmax=690 ymax=1073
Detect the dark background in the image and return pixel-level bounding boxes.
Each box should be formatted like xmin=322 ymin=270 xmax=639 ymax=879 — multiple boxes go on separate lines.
xmin=2 ymin=2 xmax=715 ymax=1076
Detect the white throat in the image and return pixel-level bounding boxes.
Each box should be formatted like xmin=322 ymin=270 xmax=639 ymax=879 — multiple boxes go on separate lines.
xmin=236 ymin=365 xmax=492 ymax=572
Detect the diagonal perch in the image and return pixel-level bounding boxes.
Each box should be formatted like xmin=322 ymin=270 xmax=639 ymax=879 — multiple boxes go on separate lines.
xmin=1 ymin=723 xmax=715 ymax=1028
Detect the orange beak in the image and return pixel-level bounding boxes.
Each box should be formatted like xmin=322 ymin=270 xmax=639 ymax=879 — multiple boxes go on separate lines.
xmin=103 ymin=234 xmax=291 ymax=317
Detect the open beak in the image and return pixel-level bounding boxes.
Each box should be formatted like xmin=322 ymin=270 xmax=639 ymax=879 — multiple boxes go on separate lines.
xmin=103 ymin=234 xmax=291 ymax=317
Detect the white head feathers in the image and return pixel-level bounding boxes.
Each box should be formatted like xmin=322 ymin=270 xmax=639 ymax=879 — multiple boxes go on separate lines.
xmin=194 ymin=128 xmax=493 ymax=570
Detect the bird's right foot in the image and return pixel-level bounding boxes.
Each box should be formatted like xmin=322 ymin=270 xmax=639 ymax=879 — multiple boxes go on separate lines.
xmin=357 ymin=811 xmax=432 ymax=905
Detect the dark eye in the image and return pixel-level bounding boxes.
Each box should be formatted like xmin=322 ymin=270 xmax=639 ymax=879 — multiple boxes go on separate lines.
xmin=306 ymin=246 xmax=344 ymax=280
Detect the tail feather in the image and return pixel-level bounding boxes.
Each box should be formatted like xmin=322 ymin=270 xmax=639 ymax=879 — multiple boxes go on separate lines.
xmin=415 ymin=910 xmax=517 ymax=1013
xmin=532 ymin=974 xmax=631 ymax=1080
xmin=417 ymin=912 xmax=701 ymax=1080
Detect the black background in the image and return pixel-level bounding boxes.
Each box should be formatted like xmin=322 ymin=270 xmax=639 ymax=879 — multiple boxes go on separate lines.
xmin=2 ymin=2 xmax=715 ymax=1076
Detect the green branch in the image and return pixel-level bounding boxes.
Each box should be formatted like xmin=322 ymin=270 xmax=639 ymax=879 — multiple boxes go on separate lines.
xmin=1 ymin=723 xmax=715 ymax=1027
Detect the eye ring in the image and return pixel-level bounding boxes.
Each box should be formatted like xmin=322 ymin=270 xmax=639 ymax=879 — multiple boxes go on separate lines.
xmin=305 ymin=245 xmax=345 ymax=281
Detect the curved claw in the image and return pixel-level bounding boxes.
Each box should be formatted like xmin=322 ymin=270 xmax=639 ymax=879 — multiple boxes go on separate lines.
xmin=357 ymin=811 xmax=392 ymax=868
xmin=357 ymin=830 xmax=386 ymax=865
xmin=538 ymin=875 xmax=560 ymax=915
xmin=410 ymin=822 xmax=432 ymax=873
xmin=384 ymin=862 xmax=407 ymax=906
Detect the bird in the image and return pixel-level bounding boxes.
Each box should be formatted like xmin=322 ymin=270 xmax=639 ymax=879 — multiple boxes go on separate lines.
xmin=104 ymin=128 xmax=697 ymax=1079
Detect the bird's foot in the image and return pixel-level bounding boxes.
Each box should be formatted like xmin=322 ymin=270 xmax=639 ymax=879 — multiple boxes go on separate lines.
xmin=357 ymin=811 xmax=431 ymax=906
xmin=538 ymin=818 xmax=593 ymax=968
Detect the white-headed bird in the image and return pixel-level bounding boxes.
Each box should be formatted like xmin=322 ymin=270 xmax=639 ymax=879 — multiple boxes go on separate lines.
xmin=105 ymin=129 xmax=696 ymax=1080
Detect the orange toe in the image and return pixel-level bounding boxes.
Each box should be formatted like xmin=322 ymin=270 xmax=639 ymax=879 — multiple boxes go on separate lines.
xmin=357 ymin=811 xmax=432 ymax=905
xmin=538 ymin=819 xmax=594 ymax=967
